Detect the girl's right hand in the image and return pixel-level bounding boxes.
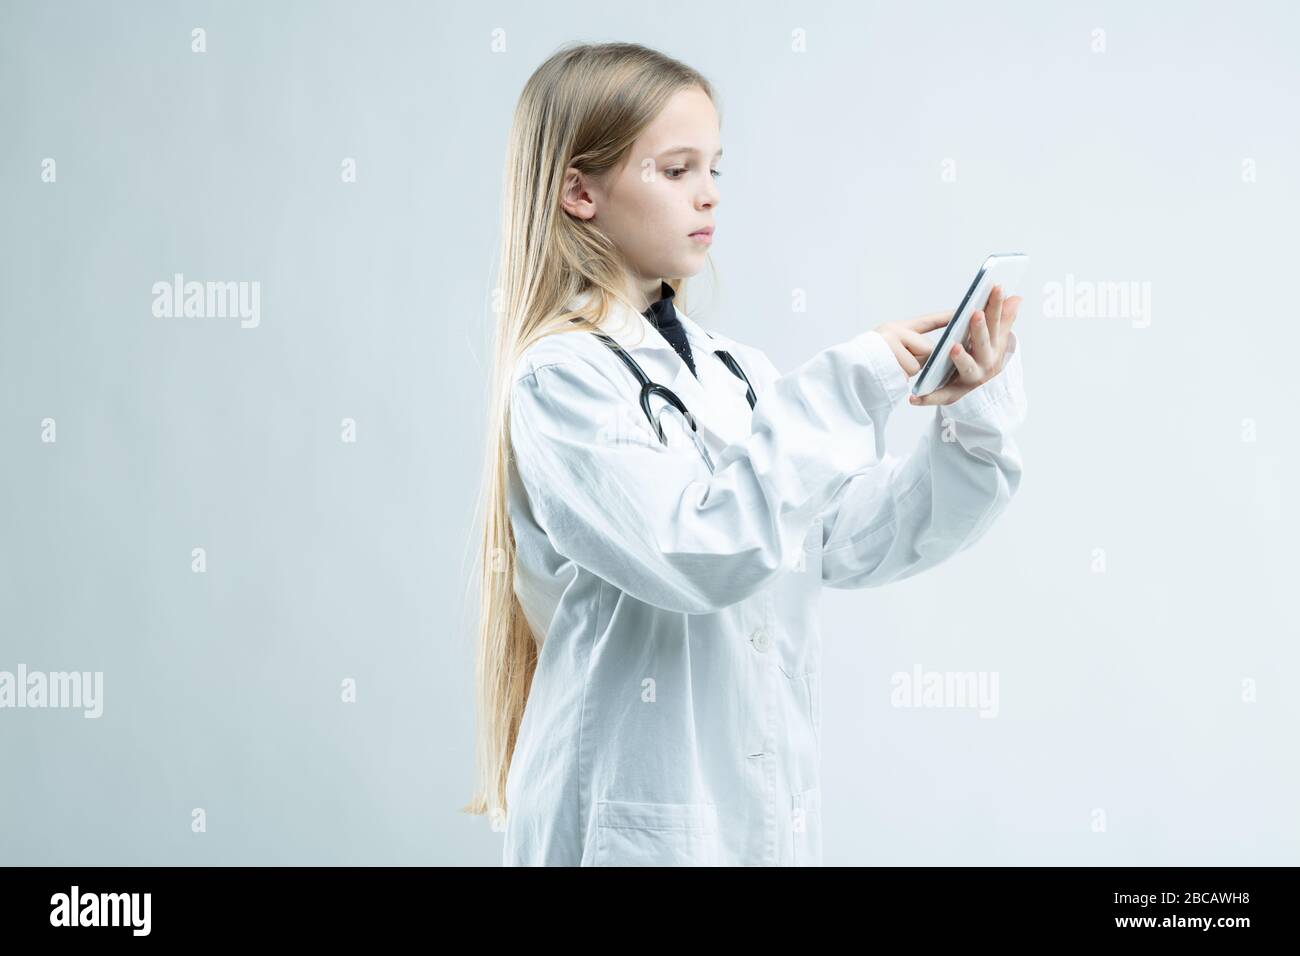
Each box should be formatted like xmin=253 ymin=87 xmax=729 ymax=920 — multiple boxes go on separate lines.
xmin=873 ymin=311 xmax=952 ymax=378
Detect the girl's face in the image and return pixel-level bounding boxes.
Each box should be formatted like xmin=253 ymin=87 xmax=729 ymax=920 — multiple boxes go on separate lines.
xmin=562 ymin=85 xmax=722 ymax=308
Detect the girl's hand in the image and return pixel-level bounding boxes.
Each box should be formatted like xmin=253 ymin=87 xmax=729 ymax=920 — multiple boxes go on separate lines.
xmin=873 ymin=310 xmax=953 ymax=378
xmin=908 ymin=285 xmax=1022 ymax=407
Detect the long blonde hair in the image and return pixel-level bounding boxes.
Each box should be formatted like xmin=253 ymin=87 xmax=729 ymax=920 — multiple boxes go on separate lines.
xmin=461 ymin=42 xmax=717 ymax=820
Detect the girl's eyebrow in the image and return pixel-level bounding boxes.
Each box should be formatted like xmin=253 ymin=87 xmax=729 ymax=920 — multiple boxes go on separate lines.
xmin=657 ymin=146 xmax=724 ymax=160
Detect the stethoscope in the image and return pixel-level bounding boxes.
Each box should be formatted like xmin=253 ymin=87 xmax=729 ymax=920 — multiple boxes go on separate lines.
xmin=589 ymin=329 xmax=757 ymax=474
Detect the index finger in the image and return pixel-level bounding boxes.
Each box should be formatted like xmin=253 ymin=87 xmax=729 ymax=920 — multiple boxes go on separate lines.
xmin=903 ymin=311 xmax=953 ymax=334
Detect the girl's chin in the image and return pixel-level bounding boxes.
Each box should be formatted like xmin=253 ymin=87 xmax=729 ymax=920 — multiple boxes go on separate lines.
xmin=674 ymin=257 xmax=708 ymax=278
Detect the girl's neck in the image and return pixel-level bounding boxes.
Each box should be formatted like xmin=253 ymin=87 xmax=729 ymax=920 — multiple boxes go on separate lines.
xmin=625 ymin=275 xmax=666 ymax=313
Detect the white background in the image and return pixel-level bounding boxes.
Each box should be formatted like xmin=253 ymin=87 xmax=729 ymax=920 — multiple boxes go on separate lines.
xmin=1 ymin=0 xmax=1295 ymax=864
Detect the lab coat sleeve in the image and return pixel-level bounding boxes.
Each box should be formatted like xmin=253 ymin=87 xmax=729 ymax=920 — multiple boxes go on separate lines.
xmin=819 ymin=331 xmax=1027 ymax=589
xmin=508 ymin=330 xmax=906 ymax=614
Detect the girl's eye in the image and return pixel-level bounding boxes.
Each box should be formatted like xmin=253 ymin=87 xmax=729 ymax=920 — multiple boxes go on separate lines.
xmin=665 ymin=167 xmax=723 ymax=179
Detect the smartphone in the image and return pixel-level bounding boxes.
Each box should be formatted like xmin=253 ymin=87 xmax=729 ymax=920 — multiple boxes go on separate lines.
xmin=912 ymin=253 xmax=1028 ymax=397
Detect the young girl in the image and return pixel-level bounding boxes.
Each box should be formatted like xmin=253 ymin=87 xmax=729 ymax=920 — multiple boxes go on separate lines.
xmin=465 ymin=41 xmax=1025 ymax=866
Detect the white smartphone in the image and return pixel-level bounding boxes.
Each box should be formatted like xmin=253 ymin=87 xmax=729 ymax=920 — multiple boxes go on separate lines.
xmin=912 ymin=253 xmax=1029 ymax=397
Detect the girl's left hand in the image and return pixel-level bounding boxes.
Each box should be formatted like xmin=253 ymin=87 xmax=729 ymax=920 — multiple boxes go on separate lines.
xmin=909 ymin=285 xmax=1022 ymax=407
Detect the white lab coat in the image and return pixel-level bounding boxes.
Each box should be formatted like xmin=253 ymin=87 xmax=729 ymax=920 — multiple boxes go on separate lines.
xmin=502 ymin=289 xmax=1027 ymax=866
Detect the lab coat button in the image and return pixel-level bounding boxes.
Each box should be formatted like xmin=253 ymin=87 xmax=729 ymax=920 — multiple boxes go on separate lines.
xmin=751 ymin=628 xmax=771 ymax=652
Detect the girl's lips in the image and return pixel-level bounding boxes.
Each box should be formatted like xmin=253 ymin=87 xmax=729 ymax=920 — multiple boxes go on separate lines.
xmin=689 ymin=229 xmax=713 ymax=244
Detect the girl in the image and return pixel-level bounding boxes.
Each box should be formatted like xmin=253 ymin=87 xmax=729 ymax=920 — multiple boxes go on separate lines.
xmin=464 ymin=41 xmax=1025 ymax=866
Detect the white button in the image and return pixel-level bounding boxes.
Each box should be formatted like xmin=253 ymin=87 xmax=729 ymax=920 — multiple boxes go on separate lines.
xmin=751 ymin=628 xmax=771 ymax=652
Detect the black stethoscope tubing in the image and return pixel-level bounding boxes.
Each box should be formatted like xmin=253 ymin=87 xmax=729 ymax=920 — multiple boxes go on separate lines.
xmin=590 ymin=330 xmax=757 ymax=447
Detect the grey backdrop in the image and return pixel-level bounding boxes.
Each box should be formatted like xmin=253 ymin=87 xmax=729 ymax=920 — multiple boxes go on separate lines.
xmin=2 ymin=0 xmax=1296 ymax=865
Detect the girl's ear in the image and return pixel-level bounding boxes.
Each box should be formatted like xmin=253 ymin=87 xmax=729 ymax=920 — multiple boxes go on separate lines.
xmin=560 ymin=167 xmax=597 ymax=221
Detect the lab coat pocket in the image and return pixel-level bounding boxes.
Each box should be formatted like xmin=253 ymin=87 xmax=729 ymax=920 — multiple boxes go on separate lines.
xmin=791 ymin=786 xmax=822 ymax=866
xmin=591 ymin=800 xmax=722 ymax=867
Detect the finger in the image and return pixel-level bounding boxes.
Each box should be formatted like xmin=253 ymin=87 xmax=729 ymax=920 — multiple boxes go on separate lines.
xmin=997 ymin=296 xmax=1021 ymax=350
xmin=948 ymin=341 xmax=983 ymax=383
xmin=898 ymin=328 xmax=934 ymax=360
xmin=983 ymin=285 xmax=1004 ymax=344
xmin=904 ymin=311 xmax=953 ymax=334
xmin=910 ymin=380 xmax=969 ymax=406
xmin=886 ymin=335 xmax=923 ymax=377
xmin=967 ymin=308 xmax=994 ymax=368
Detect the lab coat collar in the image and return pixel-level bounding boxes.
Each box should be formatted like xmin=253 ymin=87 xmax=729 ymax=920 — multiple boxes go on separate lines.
xmin=564 ymin=286 xmax=679 ymax=356
xmin=562 ymin=285 xmax=743 ymax=358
